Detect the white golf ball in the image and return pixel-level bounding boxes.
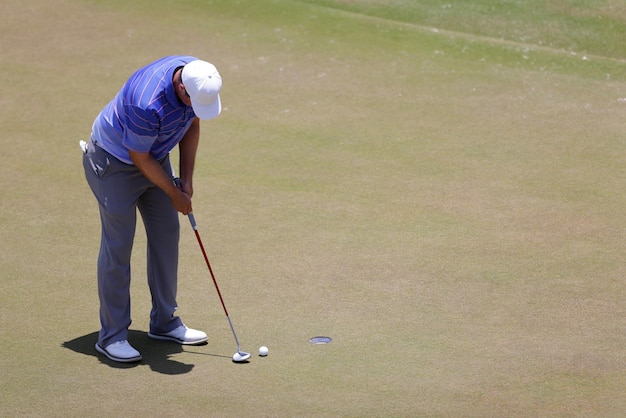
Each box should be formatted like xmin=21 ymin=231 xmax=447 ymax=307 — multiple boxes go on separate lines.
xmin=259 ymin=346 xmax=269 ymax=356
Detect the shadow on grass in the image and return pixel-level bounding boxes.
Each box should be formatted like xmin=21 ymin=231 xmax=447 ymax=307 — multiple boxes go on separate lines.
xmin=62 ymin=329 xmax=213 ymax=375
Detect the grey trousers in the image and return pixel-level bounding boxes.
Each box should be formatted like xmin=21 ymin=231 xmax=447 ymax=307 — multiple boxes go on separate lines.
xmin=83 ymin=141 xmax=183 ymax=348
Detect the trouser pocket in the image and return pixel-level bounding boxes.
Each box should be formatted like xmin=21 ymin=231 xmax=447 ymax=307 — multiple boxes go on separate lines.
xmin=84 ymin=142 xmax=111 ymax=178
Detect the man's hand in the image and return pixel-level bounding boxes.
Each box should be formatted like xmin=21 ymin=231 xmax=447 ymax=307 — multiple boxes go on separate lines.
xmin=177 ymin=177 xmax=194 ymax=199
xmin=168 ymin=187 xmax=193 ymax=215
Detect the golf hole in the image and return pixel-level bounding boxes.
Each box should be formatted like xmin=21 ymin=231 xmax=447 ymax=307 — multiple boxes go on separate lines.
xmin=309 ymin=336 xmax=332 ymax=344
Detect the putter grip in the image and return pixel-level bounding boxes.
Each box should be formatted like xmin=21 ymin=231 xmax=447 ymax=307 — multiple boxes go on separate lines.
xmin=188 ymin=212 xmax=198 ymax=230
xmin=174 ymin=178 xmax=197 ymax=229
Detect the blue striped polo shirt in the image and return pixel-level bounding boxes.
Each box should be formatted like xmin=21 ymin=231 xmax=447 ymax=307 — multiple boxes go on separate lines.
xmin=91 ymin=56 xmax=198 ymax=165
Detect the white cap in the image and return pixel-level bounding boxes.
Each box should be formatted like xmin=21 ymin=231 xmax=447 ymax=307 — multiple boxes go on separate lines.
xmin=181 ymin=60 xmax=222 ymax=120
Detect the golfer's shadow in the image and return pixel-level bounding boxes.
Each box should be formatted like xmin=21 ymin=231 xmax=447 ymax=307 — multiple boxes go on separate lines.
xmin=62 ymin=329 xmax=202 ymax=374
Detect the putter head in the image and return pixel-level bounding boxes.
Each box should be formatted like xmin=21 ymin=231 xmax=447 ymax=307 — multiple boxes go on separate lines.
xmin=232 ymin=351 xmax=251 ymax=363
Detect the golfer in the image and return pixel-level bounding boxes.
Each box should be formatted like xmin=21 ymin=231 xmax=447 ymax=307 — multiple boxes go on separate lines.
xmin=82 ymin=56 xmax=222 ymax=363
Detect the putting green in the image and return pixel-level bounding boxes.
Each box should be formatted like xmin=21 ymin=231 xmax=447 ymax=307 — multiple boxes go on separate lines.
xmin=1 ymin=0 xmax=624 ymax=416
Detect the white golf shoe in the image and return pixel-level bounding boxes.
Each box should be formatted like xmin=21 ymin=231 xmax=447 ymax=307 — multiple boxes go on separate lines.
xmin=148 ymin=325 xmax=208 ymax=345
xmin=95 ymin=340 xmax=142 ymax=363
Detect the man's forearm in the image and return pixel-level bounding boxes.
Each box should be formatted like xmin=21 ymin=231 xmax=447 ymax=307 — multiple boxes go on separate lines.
xmin=129 ymin=150 xmax=178 ymax=198
xmin=129 ymin=149 xmax=192 ymax=214
xmin=179 ymin=117 xmax=200 ymax=187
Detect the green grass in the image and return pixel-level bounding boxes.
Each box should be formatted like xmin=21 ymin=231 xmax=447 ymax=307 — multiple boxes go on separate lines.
xmin=299 ymin=0 xmax=626 ymax=60
xmin=1 ymin=0 xmax=625 ymax=416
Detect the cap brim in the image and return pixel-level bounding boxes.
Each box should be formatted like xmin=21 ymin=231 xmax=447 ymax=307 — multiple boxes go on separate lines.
xmin=191 ymin=94 xmax=221 ymax=120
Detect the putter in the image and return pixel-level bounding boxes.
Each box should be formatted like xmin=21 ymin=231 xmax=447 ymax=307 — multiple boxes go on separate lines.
xmin=186 ymin=211 xmax=251 ymax=363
